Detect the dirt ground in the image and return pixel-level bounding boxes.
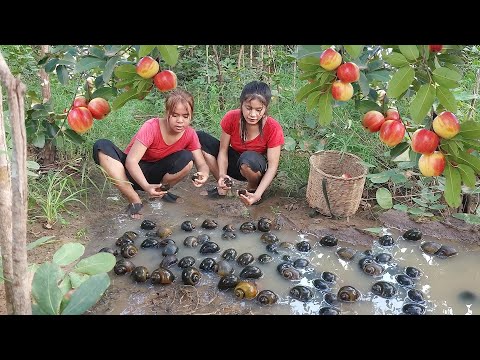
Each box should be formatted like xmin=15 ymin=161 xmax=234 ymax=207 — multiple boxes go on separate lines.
xmin=1 ymin=171 xmax=479 ymax=315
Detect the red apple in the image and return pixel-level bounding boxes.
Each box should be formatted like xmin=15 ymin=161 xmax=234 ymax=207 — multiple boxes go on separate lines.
xmin=87 ymin=97 xmax=111 ymax=120
xmin=379 ymin=119 xmax=406 ymax=147
xmin=136 ymin=56 xmax=160 ymax=79
xmin=153 ymin=70 xmax=177 ymax=92
xmin=418 ymin=151 xmax=446 ymax=177
xmin=331 ymin=80 xmax=353 ymax=101
xmin=319 ymin=48 xmax=342 ymax=71
xmin=72 ymin=96 xmax=88 ymax=108
xmin=362 ymin=110 xmax=385 ymax=132
xmin=67 ymin=107 xmax=93 ymax=134
xmin=385 ymin=108 xmax=401 ymax=121
xmin=411 ymin=129 xmax=440 ymax=154
xmin=429 ymin=45 xmax=443 ymax=53
xmin=432 ymin=111 xmax=460 ymax=139
xmin=336 ymin=62 xmax=360 ymax=83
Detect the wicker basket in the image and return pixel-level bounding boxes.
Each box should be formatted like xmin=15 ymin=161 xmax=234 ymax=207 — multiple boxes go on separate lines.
xmin=306 ymin=150 xmax=367 ymax=218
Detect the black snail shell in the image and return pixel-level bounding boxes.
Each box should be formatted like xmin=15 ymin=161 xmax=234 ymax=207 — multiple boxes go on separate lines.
xmin=239 ymin=265 xmax=263 ymax=279
xmin=257 ymin=290 xmax=278 ymax=305
xmin=222 ymin=232 xmax=237 ymax=240
xmin=319 ymin=306 xmax=341 ymax=315
xmin=238 ymin=189 xmax=247 ymax=196
xmin=197 ymin=234 xmax=210 ymax=244
xmin=199 ymin=241 xmax=220 ymax=254
xmin=99 ymin=247 xmax=119 ymax=256
xmin=162 ymin=243 xmax=179 ymax=256
xmin=113 ymin=259 xmax=136 ymax=275
xmin=324 ymin=292 xmax=340 ymax=306
xmin=223 ymin=224 xmax=236 ymax=232
xmin=293 ymin=258 xmax=309 ymax=269
xmin=402 ymin=303 xmax=426 ymax=315
xmin=337 ymin=286 xmax=361 ymax=302
xmin=363 ymin=249 xmax=374 ymax=256
xmin=405 ymin=266 xmax=423 ymax=279
xmin=282 ymin=255 xmax=293 ymax=263
xmin=321 ymin=271 xmax=337 ymax=284
xmin=407 ymin=289 xmax=426 ymax=303
xmin=375 ymin=252 xmax=393 ymax=264
xmin=459 ymin=291 xmax=476 ymax=303
xmin=218 ymin=274 xmax=240 ymax=290
xmin=277 ymin=263 xmax=301 ymax=280
xmin=371 ymin=281 xmax=397 ymax=299
xmin=181 ymin=221 xmax=195 ymax=232
xmin=289 ymin=285 xmax=314 ymax=302
xmin=260 ymin=232 xmax=279 ymax=245
xmin=378 ymin=234 xmax=395 ymax=247
xmin=237 ymin=253 xmax=255 ymax=266
xmin=201 ymin=219 xmax=218 ymax=230
xmin=191 ymin=173 xmax=199 ymax=181
xmin=395 ymin=274 xmax=415 ymax=287
xmin=160 ymin=255 xmax=178 ymax=269
xmin=150 ymin=267 xmax=175 ymax=285
xmin=258 ymin=254 xmax=273 ymax=263
xmin=181 ymin=267 xmax=202 ymax=286
xmin=157 ymin=238 xmax=175 ymax=247
xmin=296 ymin=240 xmax=311 ymax=252
xmin=183 ymin=236 xmax=199 ymax=248
xmin=222 ymin=248 xmax=237 ymax=261
xmin=156 ymin=226 xmax=173 ymax=239
xmin=240 ymin=221 xmax=257 ymax=233
xmin=257 ymin=217 xmax=273 ymax=232
xmin=178 ymin=256 xmax=196 ymax=269
xmin=362 ymin=262 xmax=385 ymax=277
xmin=121 ymin=244 xmax=138 ymax=259
xmin=140 ymin=219 xmax=156 ymax=230
xmin=223 ymin=177 xmax=233 ymax=187
xmin=234 ymin=281 xmax=258 ymax=300
xmin=123 ymin=231 xmax=139 ymax=241
xmin=116 ymin=235 xmax=134 ymax=248
xmin=358 ymin=256 xmax=374 ymax=270
xmin=141 ymin=238 xmax=159 ymax=249
xmin=313 ymin=278 xmax=330 ymax=291
xmin=266 ymin=243 xmax=279 ymax=254
xmin=199 ymin=258 xmax=217 ymax=272
xmin=320 ymin=234 xmax=338 ymax=247
xmin=131 ymin=266 xmax=150 ymax=282
xmin=336 ymin=247 xmax=357 ymax=261
xmin=420 ymin=241 xmax=442 ymax=255
xmin=402 ymin=228 xmax=422 ymax=241
xmin=435 ymin=245 xmax=458 ymax=258
xmin=214 ymin=260 xmax=235 ymax=276
xmin=145 ymin=231 xmax=159 ymax=238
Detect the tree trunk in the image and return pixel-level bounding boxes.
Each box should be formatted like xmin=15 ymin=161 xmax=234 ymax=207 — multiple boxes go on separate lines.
xmin=211 ymin=45 xmax=225 ymax=111
xmin=237 ymin=45 xmax=244 ymax=70
xmin=0 ymin=85 xmax=14 ymax=314
xmin=0 ymin=51 xmax=31 ymax=315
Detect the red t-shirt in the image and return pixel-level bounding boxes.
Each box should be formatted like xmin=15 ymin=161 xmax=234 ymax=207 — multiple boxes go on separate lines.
xmin=124 ymin=118 xmax=201 ymax=162
xmin=220 ymin=109 xmax=284 ymax=154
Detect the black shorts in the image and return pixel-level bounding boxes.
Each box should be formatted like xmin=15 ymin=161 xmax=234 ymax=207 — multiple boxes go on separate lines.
xmin=92 ymin=139 xmax=193 ymax=190
xmin=197 ymin=130 xmax=267 ymax=181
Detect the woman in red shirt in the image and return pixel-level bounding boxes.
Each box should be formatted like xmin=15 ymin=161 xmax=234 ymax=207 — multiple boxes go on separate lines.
xmin=197 ymin=81 xmax=284 ymax=206
xmin=93 ymin=89 xmax=209 ymax=219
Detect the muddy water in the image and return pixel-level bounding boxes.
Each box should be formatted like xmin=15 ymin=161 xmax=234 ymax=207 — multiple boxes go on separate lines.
xmin=87 ymin=195 xmax=480 ymax=315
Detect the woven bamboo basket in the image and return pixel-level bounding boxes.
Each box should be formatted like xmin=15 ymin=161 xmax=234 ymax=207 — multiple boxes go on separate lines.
xmin=306 ymin=150 xmax=367 ymax=218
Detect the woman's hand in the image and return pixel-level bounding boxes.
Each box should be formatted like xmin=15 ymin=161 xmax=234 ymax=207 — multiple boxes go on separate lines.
xmin=238 ymin=189 xmax=261 ymax=206
xmin=191 ymin=171 xmax=209 ymax=187
xmin=218 ymin=175 xmax=233 ymax=190
xmin=145 ymin=183 xmax=168 ymax=198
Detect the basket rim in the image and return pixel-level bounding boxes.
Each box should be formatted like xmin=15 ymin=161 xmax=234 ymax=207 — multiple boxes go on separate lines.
xmin=309 ymin=150 xmax=368 ymax=180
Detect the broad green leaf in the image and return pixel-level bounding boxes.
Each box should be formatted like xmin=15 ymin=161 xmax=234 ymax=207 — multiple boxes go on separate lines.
xmin=102 ymin=55 xmax=120 ymax=83
xmin=75 ymin=57 xmax=106 ymax=73
xmin=64 ymin=129 xmax=85 ymax=144
xmin=390 ymin=142 xmax=410 ymax=159
xmin=398 ymin=45 xmax=419 ymax=60
xmin=452 ymin=213 xmax=480 ymax=225
xmin=443 ymin=162 xmax=462 ymax=207
xmin=366 ymin=172 xmax=390 ymax=183
xmin=454 ymin=151 xmax=480 ymax=174
xmin=460 ymin=121 xmax=480 ymax=139
xmin=104 ymin=45 xmax=124 ymax=57
xmin=356 ymin=99 xmax=382 ymax=114
xmin=112 ymin=88 xmax=139 ymax=111
xmin=157 ymin=45 xmax=179 ymax=66
xmin=408 ymin=207 xmax=433 ymax=216
xmin=436 ymin=86 xmax=457 ymax=112
xmin=384 ymin=52 xmax=409 ymax=67
xmin=69 ymin=271 xmax=90 ymax=289
xmin=53 ymin=243 xmax=85 ymax=266
xmin=58 ymin=274 xmax=71 ymax=295
xmin=298 ymin=56 xmax=321 ymax=71
xmin=358 ymin=72 xmax=370 ymax=97
xmin=296 ymin=81 xmax=323 ymax=102
xmin=412 ymin=198 xmax=429 ymax=207
xmin=44 ymin=58 xmax=59 ymax=72
xmin=457 ymin=164 xmax=476 ymax=188
xmin=429 ymin=204 xmax=446 ymax=210
xmin=306 ymin=91 xmax=321 ymax=112
xmin=74 ymin=252 xmax=116 ymax=275
xmin=409 ymin=84 xmax=435 ymax=123
xmin=56 ymin=65 xmax=69 ymax=85
xmin=432 ymin=67 xmax=461 ymax=88
xmin=387 ymin=66 xmax=414 ymax=98
xmin=295 ymin=45 xmax=324 ymax=60
xmin=299 ymin=69 xmax=323 ymax=81
xmin=367 ymin=60 xmax=384 ymax=72
xmin=305 ymin=116 xmax=317 ymax=129
xmin=438 ymin=53 xmax=465 ymax=65
xmin=459 ymin=138 xmax=480 ymax=151
xmin=134 ymin=78 xmax=153 ymax=94
xmin=390 ymin=173 xmax=408 ymax=183
xmin=139 ymin=45 xmax=156 ymax=58
xmin=26 ymin=160 xmax=40 ymax=170
xmin=393 ymin=204 xmax=408 ymax=212
xmin=32 ymin=303 xmax=49 ymax=315
xmin=62 ymin=273 xmax=110 ymax=315
xmin=453 ymin=91 xmax=480 ymax=101
xmin=32 ymin=133 xmax=45 ymax=148
xmin=31 ymin=262 xmax=64 ymax=315
xmin=366 ymin=70 xmax=390 ymax=82
xmin=318 ymin=92 xmax=332 ymax=126
xmin=376 ymin=188 xmax=393 ymax=209
xmin=27 ymin=236 xmax=56 ymax=251
xmin=91 ymin=87 xmax=116 ymax=100
xmin=283 ymin=136 xmax=296 ymax=151
xmin=113 ymin=64 xmax=137 ymax=80
xmin=344 ymin=45 xmax=363 ymax=59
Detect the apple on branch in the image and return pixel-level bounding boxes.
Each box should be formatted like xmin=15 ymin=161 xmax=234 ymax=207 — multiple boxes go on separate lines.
xmin=432 ymin=111 xmax=460 ymax=139
xmin=319 ymin=48 xmax=342 ymax=71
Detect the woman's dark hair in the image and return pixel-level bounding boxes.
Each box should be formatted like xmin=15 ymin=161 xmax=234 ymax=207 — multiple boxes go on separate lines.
xmin=165 ymin=89 xmax=194 ymax=119
xmin=239 ymin=81 xmax=271 ymax=142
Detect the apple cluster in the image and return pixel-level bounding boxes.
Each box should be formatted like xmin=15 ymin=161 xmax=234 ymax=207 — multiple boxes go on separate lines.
xmin=319 ymin=48 xmax=360 ymax=102
xmin=135 ymin=56 xmax=177 ymax=93
xmin=362 ymin=108 xmax=406 ymax=148
xmin=67 ymin=96 xmax=111 ymax=134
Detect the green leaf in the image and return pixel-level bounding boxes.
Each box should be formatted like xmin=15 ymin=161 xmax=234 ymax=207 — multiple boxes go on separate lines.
xmin=443 ymin=162 xmax=462 ymax=207
xmin=367 ymin=70 xmax=390 ymax=82
xmin=26 ymin=160 xmax=40 ymax=170
xmin=69 ymin=271 xmax=90 ymax=289
xmin=89 ymin=47 xmax=105 ymax=59
xmin=61 ymin=273 xmax=110 ymax=315
xmin=104 ymin=45 xmax=124 ymax=57
xmin=32 ymin=133 xmax=45 ymax=148
xmin=74 ymin=253 xmax=116 ymax=275
xmin=454 ymin=151 xmax=480 ymax=174
xmin=112 ymin=88 xmax=139 ymax=111
xmin=384 ymin=52 xmax=409 ymax=67
xmin=436 ymin=86 xmax=457 ymax=112
xmin=75 ymin=57 xmax=106 ymax=73
xmin=31 ymin=262 xmax=64 ymax=315
xmin=27 ymin=236 xmax=56 ymax=251
xmin=429 ymin=204 xmax=446 ymax=210
xmin=393 ymin=204 xmax=408 ymax=212
xmin=376 ymin=187 xmax=393 ymax=209
xmin=452 ymin=213 xmax=480 ymax=225
xmin=412 ymin=198 xmax=429 ymax=207
xmin=358 ymin=71 xmax=370 ymax=97
xmin=344 ymin=45 xmax=363 ymax=59
xmin=44 ymin=58 xmax=59 ymax=73
xmin=306 ymin=91 xmax=321 ymax=112
xmin=53 ymin=243 xmax=85 ymax=266
xmin=356 ymin=100 xmax=382 ymax=114
xmin=283 ymin=136 xmax=296 ymax=151
xmin=102 ymin=56 xmax=120 ymax=83
xmin=295 ymin=82 xmax=324 ymax=102
xmin=64 ymin=129 xmax=85 ymax=144
xmin=390 ymin=141 xmax=410 ymax=159
xmin=295 ymin=45 xmax=324 ymax=60
xmin=114 ymin=64 xmax=137 ymax=80
xmin=299 ymin=69 xmax=323 ymax=81
xmin=139 ymin=45 xmax=156 ymax=58
xmin=32 ymin=303 xmax=50 ymax=315
xmin=367 ymin=60 xmax=384 ymax=72
xmin=408 ymin=207 xmax=433 ymax=216
xmin=157 ymin=45 xmax=179 ymax=66
xmin=91 ymin=87 xmax=116 ymax=100
xmin=387 ymin=66 xmax=414 ymax=98
xmin=366 ymin=172 xmax=390 ymax=183
xmin=457 ymin=164 xmax=476 ymax=188
xmin=460 ymin=121 xmax=480 ymax=139
xmin=298 ymin=56 xmax=321 ymax=71
xmin=432 ymin=67 xmax=461 ymax=88
xmin=390 ymin=173 xmax=408 ymax=183
xmin=318 ymin=92 xmax=333 ymax=126
xmin=409 ymin=84 xmax=435 ymax=123
xmin=398 ymin=45 xmax=419 ymax=60
xmin=56 ymin=65 xmax=69 ymax=85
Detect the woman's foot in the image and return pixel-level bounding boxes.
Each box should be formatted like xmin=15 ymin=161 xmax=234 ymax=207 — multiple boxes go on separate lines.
xmin=126 ymin=203 xmax=143 ymax=219
xmin=207 ymin=186 xmax=227 ymax=199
